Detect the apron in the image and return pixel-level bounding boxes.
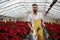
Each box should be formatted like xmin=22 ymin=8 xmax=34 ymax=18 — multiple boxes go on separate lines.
xmin=33 ymin=15 xmax=44 ymax=40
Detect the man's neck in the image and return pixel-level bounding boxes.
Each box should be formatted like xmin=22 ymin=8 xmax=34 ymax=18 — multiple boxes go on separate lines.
xmin=33 ymin=12 xmax=37 ymax=15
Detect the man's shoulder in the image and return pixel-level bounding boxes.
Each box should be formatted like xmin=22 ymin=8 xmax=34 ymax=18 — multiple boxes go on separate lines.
xmin=38 ymin=12 xmax=42 ymax=15
xmin=28 ymin=14 xmax=33 ymax=17
xmin=38 ymin=12 xmax=43 ymax=16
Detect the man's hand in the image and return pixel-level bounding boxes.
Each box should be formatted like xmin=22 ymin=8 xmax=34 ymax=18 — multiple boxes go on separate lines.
xmin=31 ymin=27 xmax=34 ymax=31
xmin=28 ymin=23 xmax=34 ymax=32
xmin=42 ymin=21 xmax=46 ymax=27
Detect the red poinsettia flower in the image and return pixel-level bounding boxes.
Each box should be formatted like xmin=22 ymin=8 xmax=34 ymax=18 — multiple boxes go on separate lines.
xmin=0 ymin=33 xmax=7 ymax=40
xmin=13 ymin=36 xmax=22 ymax=40
xmin=9 ymin=30 xmax=18 ymax=36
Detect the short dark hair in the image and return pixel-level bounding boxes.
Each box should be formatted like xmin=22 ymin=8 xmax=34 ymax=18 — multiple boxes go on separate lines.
xmin=32 ymin=4 xmax=38 ymax=6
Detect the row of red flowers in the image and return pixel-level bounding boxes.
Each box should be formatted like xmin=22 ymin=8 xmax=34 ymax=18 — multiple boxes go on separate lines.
xmin=44 ymin=22 xmax=60 ymax=39
xmin=0 ymin=21 xmax=31 ymax=40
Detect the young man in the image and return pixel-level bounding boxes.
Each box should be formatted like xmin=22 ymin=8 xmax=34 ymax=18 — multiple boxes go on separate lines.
xmin=28 ymin=4 xmax=45 ymax=40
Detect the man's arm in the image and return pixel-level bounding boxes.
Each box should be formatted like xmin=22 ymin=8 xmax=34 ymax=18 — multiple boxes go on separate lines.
xmin=41 ymin=19 xmax=46 ymax=27
xmin=28 ymin=15 xmax=34 ymax=32
xmin=28 ymin=22 xmax=34 ymax=31
xmin=39 ymin=13 xmax=45 ymax=27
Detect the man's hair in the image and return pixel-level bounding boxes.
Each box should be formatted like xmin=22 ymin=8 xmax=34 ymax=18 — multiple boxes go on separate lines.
xmin=32 ymin=4 xmax=38 ymax=6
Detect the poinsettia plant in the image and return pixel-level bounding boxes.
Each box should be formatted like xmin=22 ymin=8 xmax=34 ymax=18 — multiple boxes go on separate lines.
xmin=44 ymin=22 xmax=60 ymax=40
xmin=0 ymin=21 xmax=31 ymax=40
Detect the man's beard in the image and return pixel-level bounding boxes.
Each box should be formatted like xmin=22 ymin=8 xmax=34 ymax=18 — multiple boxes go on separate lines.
xmin=33 ymin=10 xmax=37 ymax=13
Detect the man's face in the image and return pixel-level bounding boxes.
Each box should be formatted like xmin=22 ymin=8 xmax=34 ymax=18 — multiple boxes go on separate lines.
xmin=32 ymin=6 xmax=38 ymax=12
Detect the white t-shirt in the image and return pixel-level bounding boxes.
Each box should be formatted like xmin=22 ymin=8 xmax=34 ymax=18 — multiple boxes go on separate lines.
xmin=28 ymin=13 xmax=44 ymax=27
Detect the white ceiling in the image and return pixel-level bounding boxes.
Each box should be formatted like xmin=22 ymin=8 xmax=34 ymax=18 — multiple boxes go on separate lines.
xmin=0 ymin=0 xmax=60 ymax=19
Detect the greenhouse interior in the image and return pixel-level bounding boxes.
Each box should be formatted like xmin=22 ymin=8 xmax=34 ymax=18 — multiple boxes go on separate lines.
xmin=0 ymin=0 xmax=60 ymax=40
